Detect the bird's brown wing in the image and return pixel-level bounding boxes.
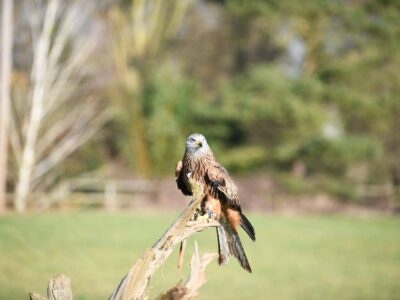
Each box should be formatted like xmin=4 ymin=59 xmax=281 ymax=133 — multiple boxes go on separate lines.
xmin=206 ymin=162 xmax=255 ymax=271
xmin=205 ymin=163 xmax=240 ymax=210
xmin=175 ymin=160 xmax=192 ymax=196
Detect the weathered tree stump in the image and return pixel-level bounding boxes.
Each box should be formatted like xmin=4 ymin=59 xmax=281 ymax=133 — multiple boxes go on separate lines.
xmin=30 ymin=274 xmax=72 ymax=300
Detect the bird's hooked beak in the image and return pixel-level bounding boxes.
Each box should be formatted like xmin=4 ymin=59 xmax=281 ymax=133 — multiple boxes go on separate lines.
xmin=195 ymin=140 xmax=203 ymax=147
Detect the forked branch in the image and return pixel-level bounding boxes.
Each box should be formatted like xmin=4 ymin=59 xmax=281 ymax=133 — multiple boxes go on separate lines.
xmin=156 ymin=241 xmax=218 ymax=300
xmin=109 ymin=178 xmax=219 ymax=300
xmin=28 ymin=179 xmax=218 ymax=300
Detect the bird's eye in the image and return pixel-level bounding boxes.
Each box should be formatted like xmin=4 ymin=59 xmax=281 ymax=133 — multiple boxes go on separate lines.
xmin=189 ymin=137 xmax=195 ymax=143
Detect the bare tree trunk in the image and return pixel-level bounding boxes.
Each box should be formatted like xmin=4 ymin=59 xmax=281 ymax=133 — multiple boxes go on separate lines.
xmin=0 ymin=0 xmax=13 ymax=214
xmin=14 ymin=0 xmax=59 ymax=212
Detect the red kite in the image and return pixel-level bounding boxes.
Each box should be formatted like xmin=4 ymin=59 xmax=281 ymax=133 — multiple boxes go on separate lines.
xmin=175 ymin=133 xmax=255 ymax=272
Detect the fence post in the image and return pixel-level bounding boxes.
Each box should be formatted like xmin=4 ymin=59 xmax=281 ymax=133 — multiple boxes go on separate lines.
xmin=105 ymin=181 xmax=117 ymax=211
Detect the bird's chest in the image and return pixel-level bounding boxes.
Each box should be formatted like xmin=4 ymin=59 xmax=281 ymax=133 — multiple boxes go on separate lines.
xmin=182 ymin=159 xmax=206 ymax=188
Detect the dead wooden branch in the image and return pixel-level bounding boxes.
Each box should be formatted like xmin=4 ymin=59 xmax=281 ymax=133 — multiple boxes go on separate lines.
xmin=29 ymin=274 xmax=72 ymax=300
xmin=29 ymin=179 xmax=219 ymax=300
xmin=177 ymin=239 xmax=187 ymax=276
xmin=156 ymin=241 xmax=218 ymax=300
xmin=183 ymin=243 xmax=217 ymax=299
xmin=108 ymin=178 xmax=220 ymax=300
xmin=29 ymin=293 xmax=47 ymax=300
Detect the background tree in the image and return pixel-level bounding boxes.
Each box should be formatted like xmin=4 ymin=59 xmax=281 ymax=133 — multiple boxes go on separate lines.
xmin=5 ymin=0 xmax=400 ymax=206
xmin=10 ymin=0 xmax=108 ymax=212
xmin=108 ymin=0 xmax=193 ymax=176
xmin=0 ymin=0 xmax=13 ymax=214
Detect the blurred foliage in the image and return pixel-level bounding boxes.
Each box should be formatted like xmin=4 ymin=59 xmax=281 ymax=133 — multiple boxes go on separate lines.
xmin=295 ymin=135 xmax=378 ymax=176
xmin=143 ymin=65 xmax=199 ymax=173
xmin=16 ymin=0 xmax=397 ymax=201
xmin=107 ymin=0 xmax=193 ymax=176
xmin=276 ymin=172 xmax=360 ymax=202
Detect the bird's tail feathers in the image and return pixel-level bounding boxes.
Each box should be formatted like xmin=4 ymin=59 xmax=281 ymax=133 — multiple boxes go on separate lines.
xmin=216 ymin=226 xmax=230 ymax=265
xmin=240 ymin=212 xmax=256 ymax=241
xmin=227 ymin=228 xmax=252 ymax=273
xmin=220 ymin=220 xmax=252 ymax=273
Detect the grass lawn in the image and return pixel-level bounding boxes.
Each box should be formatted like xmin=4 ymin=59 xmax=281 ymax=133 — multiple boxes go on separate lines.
xmin=0 ymin=211 xmax=399 ymax=300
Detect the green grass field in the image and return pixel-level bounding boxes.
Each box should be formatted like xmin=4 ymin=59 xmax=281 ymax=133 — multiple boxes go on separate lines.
xmin=0 ymin=212 xmax=399 ymax=300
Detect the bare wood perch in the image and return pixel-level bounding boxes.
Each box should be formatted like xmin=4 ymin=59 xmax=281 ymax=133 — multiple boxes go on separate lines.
xmin=156 ymin=241 xmax=218 ymax=300
xmin=109 ymin=178 xmax=220 ymax=300
xmin=29 ymin=274 xmax=72 ymax=300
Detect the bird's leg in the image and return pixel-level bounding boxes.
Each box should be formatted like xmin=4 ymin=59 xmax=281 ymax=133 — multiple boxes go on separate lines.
xmin=203 ymin=197 xmax=221 ymax=221
xmin=193 ymin=196 xmax=211 ymax=222
xmin=205 ymin=207 xmax=217 ymax=219
xmin=206 ymin=209 xmax=216 ymax=219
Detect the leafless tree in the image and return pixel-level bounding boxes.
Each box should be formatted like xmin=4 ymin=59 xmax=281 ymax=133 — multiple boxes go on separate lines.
xmin=10 ymin=0 xmax=108 ymax=212
xmin=0 ymin=0 xmax=14 ymax=214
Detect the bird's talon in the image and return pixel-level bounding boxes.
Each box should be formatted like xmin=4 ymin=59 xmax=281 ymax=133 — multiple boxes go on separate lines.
xmin=207 ymin=209 xmax=216 ymax=219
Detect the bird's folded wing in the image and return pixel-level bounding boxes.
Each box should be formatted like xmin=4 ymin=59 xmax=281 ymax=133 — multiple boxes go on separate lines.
xmin=205 ymin=164 xmax=240 ymax=210
xmin=175 ymin=160 xmax=192 ymax=196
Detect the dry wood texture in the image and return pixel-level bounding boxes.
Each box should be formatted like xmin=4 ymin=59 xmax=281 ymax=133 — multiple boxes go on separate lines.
xmin=156 ymin=241 xmax=218 ymax=300
xmin=29 ymin=178 xmax=219 ymax=300
xmin=108 ymin=178 xmax=220 ymax=300
xmin=29 ymin=274 xmax=72 ymax=300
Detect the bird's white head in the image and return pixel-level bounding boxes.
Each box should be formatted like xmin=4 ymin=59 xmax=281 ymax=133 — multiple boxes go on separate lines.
xmin=185 ymin=133 xmax=211 ymax=158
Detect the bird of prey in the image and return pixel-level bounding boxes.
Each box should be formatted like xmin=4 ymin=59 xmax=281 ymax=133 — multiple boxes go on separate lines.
xmin=175 ymin=133 xmax=256 ymax=272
